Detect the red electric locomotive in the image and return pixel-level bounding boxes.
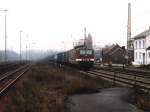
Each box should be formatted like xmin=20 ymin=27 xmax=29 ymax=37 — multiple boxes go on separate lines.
xmin=68 ymin=45 xmax=94 ymax=69
xmin=53 ymin=29 xmax=94 ymax=69
xmin=53 ymin=45 xmax=94 ymax=69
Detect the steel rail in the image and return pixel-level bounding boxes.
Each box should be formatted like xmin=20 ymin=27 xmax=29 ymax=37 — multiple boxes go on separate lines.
xmin=0 ymin=64 xmax=28 ymax=81
xmin=93 ymin=68 xmax=150 ymax=78
xmin=92 ymin=70 xmax=150 ymax=85
xmin=0 ymin=63 xmax=32 ymax=96
xmin=84 ymin=70 xmax=150 ymax=92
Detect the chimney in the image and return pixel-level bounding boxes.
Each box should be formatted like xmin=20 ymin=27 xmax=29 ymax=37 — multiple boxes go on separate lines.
xmin=127 ymin=2 xmax=131 ymax=50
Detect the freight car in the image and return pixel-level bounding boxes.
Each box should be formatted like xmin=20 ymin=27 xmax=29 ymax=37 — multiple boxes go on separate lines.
xmin=52 ymin=46 xmax=94 ymax=69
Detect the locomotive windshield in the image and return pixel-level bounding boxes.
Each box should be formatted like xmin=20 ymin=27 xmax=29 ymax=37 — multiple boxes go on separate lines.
xmin=86 ymin=50 xmax=92 ymax=54
xmin=80 ymin=50 xmax=86 ymax=54
xmin=80 ymin=50 xmax=93 ymax=55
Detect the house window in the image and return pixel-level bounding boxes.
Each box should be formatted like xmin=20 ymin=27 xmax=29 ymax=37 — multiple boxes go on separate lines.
xmin=136 ymin=52 xmax=137 ymax=59
xmin=136 ymin=41 xmax=137 ymax=48
xmin=143 ymin=40 xmax=145 ymax=48
xmin=149 ymin=52 xmax=150 ymax=58
xmin=139 ymin=52 xmax=141 ymax=59
xmin=139 ymin=41 xmax=141 ymax=48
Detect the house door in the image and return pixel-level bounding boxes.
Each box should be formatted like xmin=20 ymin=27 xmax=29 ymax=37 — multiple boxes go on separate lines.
xmin=143 ymin=53 xmax=145 ymax=65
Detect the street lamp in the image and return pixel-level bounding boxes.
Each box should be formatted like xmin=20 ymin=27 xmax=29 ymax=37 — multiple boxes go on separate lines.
xmin=0 ymin=9 xmax=8 ymax=62
xmin=4 ymin=10 xmax=8 ymax=62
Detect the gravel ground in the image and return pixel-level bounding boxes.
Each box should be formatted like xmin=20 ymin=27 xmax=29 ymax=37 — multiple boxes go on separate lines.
xmin=69 ymin=87 xmax=145 ymax=112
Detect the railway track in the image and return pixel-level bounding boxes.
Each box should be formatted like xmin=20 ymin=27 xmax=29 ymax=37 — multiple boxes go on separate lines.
xmin=80 ymin=69 xmax=150 ymax=92
xmin=0 ymin=61 xmax=27 ymax=75
xmin=51 ymin=62 xmax=150 ymax=92
xmin=0 ymin=63 xmax=32 ymax=96
xmin=94 ymin=67 xmax=150 ymax=78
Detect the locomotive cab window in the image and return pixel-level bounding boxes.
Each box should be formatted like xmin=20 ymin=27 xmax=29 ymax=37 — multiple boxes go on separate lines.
xmin=86 ymin=50 xmax=92 ymax=55
xmin=80 ymin=50 xmax=93 ymax=55
xmin=80 ymin=50 xmax=86 ymax=54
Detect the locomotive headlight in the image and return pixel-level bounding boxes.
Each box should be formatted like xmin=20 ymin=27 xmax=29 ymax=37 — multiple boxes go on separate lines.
xmin=76 ymin=59 xmax=82 ymax=61
xmin=90 ymin=59 xmax=94 ymax=61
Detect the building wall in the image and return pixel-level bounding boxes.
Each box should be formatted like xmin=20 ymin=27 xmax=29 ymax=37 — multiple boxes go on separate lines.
xmin=134 ymin=38 xmax=146 ymax=49
xmin=110 ymin=49 xmax=125 ymax=64
xmin=134 ymin=36 xmax=150 ymax=65
xmin=102 ymin=46 xmax=125 ymax=64
xmin=146 ymin=35 xmax=150 ymax=48
xmin=147 ymin=50 xmax=150 ymax=64
xmin=134 ymin=49 xmax=146 ymax=64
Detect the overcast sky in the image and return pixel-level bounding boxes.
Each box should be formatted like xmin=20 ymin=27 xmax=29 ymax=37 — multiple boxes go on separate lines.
xmin=0 ymin=0 xmax=150 ymax=52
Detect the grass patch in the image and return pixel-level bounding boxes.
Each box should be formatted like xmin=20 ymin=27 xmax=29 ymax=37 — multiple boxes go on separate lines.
xmin=2 ymin=62 xmax=109 ymax=112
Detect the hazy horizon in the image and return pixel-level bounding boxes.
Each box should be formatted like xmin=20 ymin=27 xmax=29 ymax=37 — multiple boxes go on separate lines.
xmin=0 ymin=0 xmax=150 ymax=52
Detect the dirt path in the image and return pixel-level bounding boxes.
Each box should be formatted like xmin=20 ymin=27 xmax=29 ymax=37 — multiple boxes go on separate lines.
xmin=69 ymin=87 xmax=144 ymax=112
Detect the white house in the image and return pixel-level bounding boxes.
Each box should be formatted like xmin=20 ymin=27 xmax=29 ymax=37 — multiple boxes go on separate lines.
xmin=133 ymin=28 xmax=150 ymax=65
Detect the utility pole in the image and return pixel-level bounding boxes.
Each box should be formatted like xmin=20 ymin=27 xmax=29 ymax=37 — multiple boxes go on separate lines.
xmin=19 ymin=31 xmax=22 ymax=61
xmin=4 ymin=9 xmax=8 ymax=62
xmin=0 ymin=9 xmax=8 ymax=62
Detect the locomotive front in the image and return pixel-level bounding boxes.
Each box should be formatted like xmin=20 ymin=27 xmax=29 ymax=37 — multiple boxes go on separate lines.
xmin=75 ymin=48 xmax=94 ymax=68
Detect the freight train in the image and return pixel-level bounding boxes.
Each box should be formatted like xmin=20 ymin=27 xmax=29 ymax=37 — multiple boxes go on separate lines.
xmin=51 ymin=45 xmax=94 ymax=69
xmin=50 ymin=28 xmax=95 ymax=69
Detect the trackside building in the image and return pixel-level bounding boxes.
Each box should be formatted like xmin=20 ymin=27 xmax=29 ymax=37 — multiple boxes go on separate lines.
xmin=133 ymin=28 xmax=150 ymax=65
